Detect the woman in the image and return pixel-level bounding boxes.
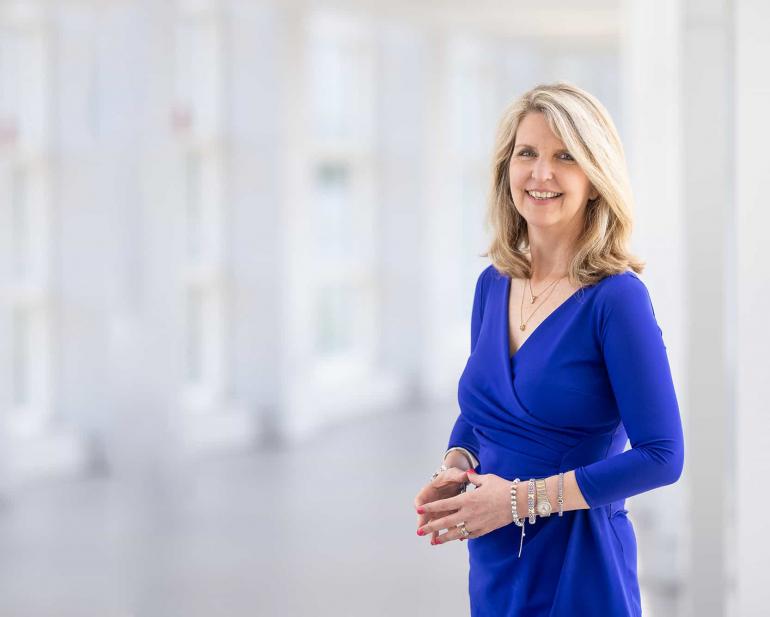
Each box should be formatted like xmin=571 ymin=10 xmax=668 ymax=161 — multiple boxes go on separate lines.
xmin=412 ymin=82 xmax=684 ymax=616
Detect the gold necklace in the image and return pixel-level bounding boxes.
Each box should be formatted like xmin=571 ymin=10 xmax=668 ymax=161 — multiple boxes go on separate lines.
xmin=527 ymin=276 xmax=561 ymax=304
xmin=518 ymin=275 xmax=567 ymax=331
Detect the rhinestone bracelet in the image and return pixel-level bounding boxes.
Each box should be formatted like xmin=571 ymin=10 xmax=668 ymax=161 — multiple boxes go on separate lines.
xmin=558 ymin=472 xmax=564 ymax=517
xmin=527 ymin=478 xmax=537 ymax=524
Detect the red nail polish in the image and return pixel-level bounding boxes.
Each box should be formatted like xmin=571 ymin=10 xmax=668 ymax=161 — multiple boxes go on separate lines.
xmin=416 ymin=508 xmax=425 ymax=514
xmin=417 ymin=529 xmax=424 ymax=536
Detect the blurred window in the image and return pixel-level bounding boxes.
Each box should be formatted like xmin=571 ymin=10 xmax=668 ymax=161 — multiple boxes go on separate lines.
xmin=306 ymin=11 xmax=377 ymax=368
xmin=1 ymin=12 xmax=54 ymax=437
xmin=174 ymin=3 xmax=227 ymax=413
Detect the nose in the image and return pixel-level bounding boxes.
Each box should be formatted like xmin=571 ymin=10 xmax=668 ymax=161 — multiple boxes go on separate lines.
xmin=531 ymin=157 xmax=554 ymax=182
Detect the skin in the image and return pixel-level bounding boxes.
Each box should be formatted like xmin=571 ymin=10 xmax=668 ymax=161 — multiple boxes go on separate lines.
xmin=413 ymin=112 xmax=596 ymax=545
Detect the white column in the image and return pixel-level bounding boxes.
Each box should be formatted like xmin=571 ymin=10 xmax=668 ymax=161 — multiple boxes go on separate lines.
xmin=0 ymin=1 xmax=88 ymax=485
xmin=681 ymin=1 xmax=733 ymax=615
xmin=624 ymin=1 xmax=739 ymax=616
xmin=421 ymin=29 xmax=459 ymax=403
xmin=734 ymin=2 xmax=770 ymax=615
xmin=621 ymin=1 xmax=689 ymax=615
xmin=226 ymin=1 xmax=284 ymax=444
xmin=377 ymin=22 xmax=427 ymax=403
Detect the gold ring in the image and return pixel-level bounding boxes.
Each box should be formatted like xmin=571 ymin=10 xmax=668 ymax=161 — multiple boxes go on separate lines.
xmin=457 ymin=522 xmax=471 ymax=538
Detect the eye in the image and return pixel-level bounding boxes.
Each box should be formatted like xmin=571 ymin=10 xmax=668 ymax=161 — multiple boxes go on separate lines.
xmin=558 ymin=152 xmax=575 ymax=161
xmin=516 ymin=148 xmax=535 ymax=157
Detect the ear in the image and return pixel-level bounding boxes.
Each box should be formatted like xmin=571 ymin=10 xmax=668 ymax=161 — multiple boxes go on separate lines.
xmin=589 ymin=186 xmax=600 ymax=201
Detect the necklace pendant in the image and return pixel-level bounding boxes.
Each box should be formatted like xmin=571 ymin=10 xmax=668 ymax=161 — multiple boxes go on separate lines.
xmin=520 ymin=324 xmax=526 ymax=331
xmin=530 ymin=296 xmax=537 ymax=303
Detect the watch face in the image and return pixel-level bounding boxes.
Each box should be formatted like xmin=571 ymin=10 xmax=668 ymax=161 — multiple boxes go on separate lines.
xmin=537 ymin=503 xmax=552 ymax=515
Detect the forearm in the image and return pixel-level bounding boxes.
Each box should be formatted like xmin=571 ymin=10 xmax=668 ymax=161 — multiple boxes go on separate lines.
xmin=514 ymin=471 xmax=589 ymax=519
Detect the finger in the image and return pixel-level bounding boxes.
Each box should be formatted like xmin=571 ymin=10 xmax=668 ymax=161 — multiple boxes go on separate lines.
xmin=417 ymin=509 xmax=452 ymax=536
xmin=420 ymin=493 xmax=463 ymax=515
xmin=424 ymin=511 xmax=453 ymax=543
xmin=419 ymin=511 xmax=464 ymax=536
xmin=465 ymin=469 xmax=482 ymax=486
xmin=420 ymin=509 xmax=448 ymax=526
xmin=433 ymin=467 xmax=470 ymax=488
xmin=420 ymin=509 xmax=453 ymax=537
xmin=434 ymin=523 xmax=480 ymax=545
xmin=414 ymin=486 xmax=433 ymax=507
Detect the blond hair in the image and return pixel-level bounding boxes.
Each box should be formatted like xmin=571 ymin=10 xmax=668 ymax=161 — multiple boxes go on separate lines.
xmin=483 ymin=81 xmax=644 ymax=285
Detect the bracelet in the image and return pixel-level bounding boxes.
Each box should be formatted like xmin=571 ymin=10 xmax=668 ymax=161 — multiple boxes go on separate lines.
xmin=558 ymin=472 xmax=564 ymax=517
xmin=527 ymin=478 xmax=536 ymax=524
xmin=444 ymin=446 xmax=479 ymax=469
xmin=511 ymin=478 xmax=526 ymax=558
xmin=511 ymin=479 xmax=523 ymax=527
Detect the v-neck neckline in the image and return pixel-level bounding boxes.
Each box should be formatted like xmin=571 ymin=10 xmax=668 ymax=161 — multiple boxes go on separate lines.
xmin=504 ymin=275 xmax=583 ymax=361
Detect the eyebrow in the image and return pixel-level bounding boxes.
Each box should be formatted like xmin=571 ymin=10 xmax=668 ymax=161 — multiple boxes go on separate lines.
xmin=514 ymin=143 xmax=569 ymax=152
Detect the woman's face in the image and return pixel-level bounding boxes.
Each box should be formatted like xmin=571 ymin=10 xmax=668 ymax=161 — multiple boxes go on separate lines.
xmin=508 ymin=112 xmax=598 ymax=231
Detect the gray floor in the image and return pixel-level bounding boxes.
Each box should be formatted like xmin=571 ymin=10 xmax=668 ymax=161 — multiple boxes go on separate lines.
xmin=0 ymin=403 xmax=676 ymax=616
xmin=0 ymin=403 xmax=470 ymax=617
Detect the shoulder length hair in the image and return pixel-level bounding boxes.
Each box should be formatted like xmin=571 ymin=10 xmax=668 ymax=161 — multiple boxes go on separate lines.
xmin=483 ymin=81 xmax=645 ymax=285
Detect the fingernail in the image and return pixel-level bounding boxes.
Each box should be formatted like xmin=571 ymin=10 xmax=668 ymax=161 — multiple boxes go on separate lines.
xmin=417 ymin=529 xmax=425 ymax=536
xmin=416 ymin=507 xmax=425 ymax=514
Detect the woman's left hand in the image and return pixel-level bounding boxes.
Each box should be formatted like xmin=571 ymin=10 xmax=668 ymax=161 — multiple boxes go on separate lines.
xmin=416 ymin=470 xmax=513 ymax=544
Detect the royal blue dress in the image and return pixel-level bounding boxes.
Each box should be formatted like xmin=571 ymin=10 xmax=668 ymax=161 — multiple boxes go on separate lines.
xmin=447 ymin=264 xmax=684 ymax=617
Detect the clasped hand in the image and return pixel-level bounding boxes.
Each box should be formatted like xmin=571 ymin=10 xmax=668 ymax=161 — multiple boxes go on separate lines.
xmin=413 ymin=469 xmax=513 ymax=544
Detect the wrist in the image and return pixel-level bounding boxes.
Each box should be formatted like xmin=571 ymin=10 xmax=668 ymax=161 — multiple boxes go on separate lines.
xmin=444 ymin=446 xmax=478 ymax=469
xmin=443 ymin=450 xmax=473 ymax=471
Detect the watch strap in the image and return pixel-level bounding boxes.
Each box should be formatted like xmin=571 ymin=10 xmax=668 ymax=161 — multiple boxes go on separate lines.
xmin=535 ymin=477 xmax=551 ymax=517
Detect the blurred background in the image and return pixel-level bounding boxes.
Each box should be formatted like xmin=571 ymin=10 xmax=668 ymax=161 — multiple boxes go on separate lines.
xmin=0 ymin=0 xmax=766 ymax=615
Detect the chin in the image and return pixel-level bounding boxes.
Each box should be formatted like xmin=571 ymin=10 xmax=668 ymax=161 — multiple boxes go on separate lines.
xmin=522 ymin=209 xmax=562 ymax=227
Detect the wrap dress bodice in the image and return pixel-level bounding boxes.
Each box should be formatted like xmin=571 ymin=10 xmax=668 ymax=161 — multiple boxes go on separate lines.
xmin=447 ymin=264 xmax=684 ymax=616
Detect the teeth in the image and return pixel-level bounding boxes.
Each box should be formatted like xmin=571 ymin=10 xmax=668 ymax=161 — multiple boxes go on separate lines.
xmin=528 ymin=190 xmax=562 ymax=199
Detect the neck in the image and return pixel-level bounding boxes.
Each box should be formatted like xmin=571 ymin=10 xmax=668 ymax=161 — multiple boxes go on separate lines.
xmin=526 ymin=225 xmax=578 ymax=284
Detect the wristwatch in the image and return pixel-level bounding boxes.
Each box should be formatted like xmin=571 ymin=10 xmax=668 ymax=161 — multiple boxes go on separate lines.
xmin=535 ymin=478 xmax=552 ymax=517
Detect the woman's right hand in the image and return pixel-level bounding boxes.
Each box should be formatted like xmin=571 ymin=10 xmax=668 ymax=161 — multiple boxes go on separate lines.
xmin=414 ymin=467 xmax=471 ymax=544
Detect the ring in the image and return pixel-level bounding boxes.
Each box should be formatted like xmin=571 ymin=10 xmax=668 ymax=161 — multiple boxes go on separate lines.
xmin=431 ymin=464 xmax=448 ymax=481
xmin=457 ymin=522 xmax=471 ymax=538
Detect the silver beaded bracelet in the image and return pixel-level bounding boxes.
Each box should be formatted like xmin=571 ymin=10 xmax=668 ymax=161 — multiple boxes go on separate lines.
xmin=558 ymin=472 xmax=564 ymax=517
xmin=511 ymin=478 xmax=523 ymax=527
xmin=511 ymin=478 xmax=526 ymax=558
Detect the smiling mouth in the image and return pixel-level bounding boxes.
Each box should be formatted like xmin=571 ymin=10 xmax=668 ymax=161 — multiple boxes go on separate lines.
xmin=526 ymin=190 xmax=563 ymax=201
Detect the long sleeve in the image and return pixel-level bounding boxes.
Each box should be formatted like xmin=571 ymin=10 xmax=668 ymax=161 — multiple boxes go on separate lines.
xmin=446 ymin=266 xmax=491 ymax=461
xmin=573 ymin=274 xmax=685 ymax=508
